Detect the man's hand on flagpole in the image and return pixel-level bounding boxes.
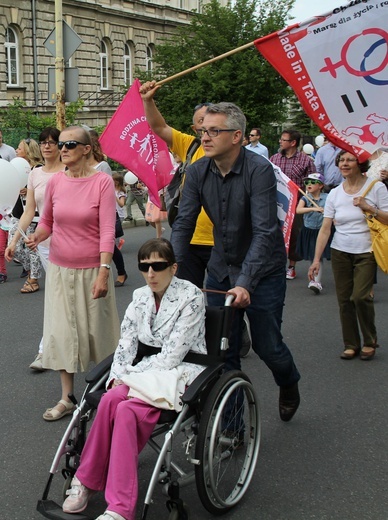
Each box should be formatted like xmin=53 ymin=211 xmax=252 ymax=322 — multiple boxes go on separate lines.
xmin=139 ymin=81 xmax=161 ymax=101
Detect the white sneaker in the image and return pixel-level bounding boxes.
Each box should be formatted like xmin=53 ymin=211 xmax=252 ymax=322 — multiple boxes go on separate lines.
xmin=96 ymin=511 xmax=126 ymax=520
xmin=308 ymin=281 xmax=322 ymax=294
xmin=29 ymin=353 xmax=46 ymax=371
xmin=63 ymin=476 xmax=94 ymax=513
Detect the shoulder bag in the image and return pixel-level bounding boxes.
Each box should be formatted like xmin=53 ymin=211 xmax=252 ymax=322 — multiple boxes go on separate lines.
xmin=361 ymin=179 xmax=388 ymax=273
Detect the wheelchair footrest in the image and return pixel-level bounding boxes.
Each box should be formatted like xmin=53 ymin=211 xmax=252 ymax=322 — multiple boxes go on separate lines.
xmin=37 ymin=500 xmax=92 ymax=520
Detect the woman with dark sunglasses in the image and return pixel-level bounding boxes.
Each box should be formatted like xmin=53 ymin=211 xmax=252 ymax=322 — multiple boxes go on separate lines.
xmin=62 ymin=238 xmax=206 ymax=520
xmin=25 ymin=125 xmax=120 ymax=421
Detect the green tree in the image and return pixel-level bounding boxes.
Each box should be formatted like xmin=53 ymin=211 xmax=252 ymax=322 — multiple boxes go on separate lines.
xmin=287 ymin=93 xmax=320 ymax=141
xmin=136 ymin=0 xmax=295 ymax=154
xmin=0 ymin=98 xmax=85 ymax=147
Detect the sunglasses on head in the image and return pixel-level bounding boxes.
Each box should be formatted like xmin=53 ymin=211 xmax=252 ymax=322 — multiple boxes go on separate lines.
xmin=58 ymin=140 xmax=86 ymax=150
xmin=304 ymin=180 xmax=321 ymax=186
xmin=138 ymin=261 xmax=172 ymax=272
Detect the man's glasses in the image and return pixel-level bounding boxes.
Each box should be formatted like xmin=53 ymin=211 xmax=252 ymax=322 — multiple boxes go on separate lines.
xmin=194 ymin=102 xmax=213 ymax=111
xmin=249 ymin=134 xmax=258 ymax=137
xmin=58 ymin=140 xmax=86 ymax=150
xmin=198 ymin=128 xmax=237 ymax=138
xmin=279 ymin=138 xmax=292 ymax=142
xmin=304 ymin=180 xmax=321 ymax=186
xmin=138 ymin=261 xmax=172 ymax=272
xmin=39 ymin=140 xmax=58 ymax=147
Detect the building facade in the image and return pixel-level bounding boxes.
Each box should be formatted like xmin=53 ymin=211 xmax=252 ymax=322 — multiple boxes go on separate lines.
xmin=0 ymin=0 xmax=226 ymax=127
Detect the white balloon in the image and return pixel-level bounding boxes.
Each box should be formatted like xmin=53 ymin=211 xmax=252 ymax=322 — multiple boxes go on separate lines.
xmin=315 ymin=135 xmax=325 ymax=148
xmin=0 ymin=159 xmax=20 ymax=210
xmin=303 ymin=143 xmax=314 ymax=155
xmin=124 ymin=171 xmax=138 ymax=185
xmin=10 ymin=157 xmax=31 ymax=189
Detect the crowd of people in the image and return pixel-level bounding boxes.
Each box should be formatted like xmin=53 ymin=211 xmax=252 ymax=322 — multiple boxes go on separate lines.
xmin=1 ymin=85 xmax=388 ymax=519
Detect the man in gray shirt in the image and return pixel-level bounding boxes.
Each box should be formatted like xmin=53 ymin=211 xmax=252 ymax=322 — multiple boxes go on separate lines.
xmin=171 ymin=103 xmax=301 ymax=422
xmin=0 ymin=129 xmax=16 ymax=161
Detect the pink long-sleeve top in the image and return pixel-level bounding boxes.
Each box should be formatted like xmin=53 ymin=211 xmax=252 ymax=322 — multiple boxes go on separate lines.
xmin=38 ymin=171 xmax=116 ymax=268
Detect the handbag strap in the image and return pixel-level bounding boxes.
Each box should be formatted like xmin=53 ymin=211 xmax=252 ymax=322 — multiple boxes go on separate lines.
xmin=361 ymin=179 xmax=380 ymax=199
xmin=361 ymin=179 xmax=380 ymax=220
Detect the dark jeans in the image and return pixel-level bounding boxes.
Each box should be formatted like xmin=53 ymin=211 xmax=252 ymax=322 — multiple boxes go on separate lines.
xmin=206 ymin=270 xmax=300 ymax=387
xmin=177 ymin=244 xmax=212 ymax=289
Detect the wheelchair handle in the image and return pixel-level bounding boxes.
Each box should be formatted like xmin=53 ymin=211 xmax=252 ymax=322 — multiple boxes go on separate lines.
xmin=201 ymin=289 xmax=236 ymax=307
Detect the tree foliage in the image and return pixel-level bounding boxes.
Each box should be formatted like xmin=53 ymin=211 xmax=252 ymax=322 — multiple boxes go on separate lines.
xmin=0 ymin=98 xmax=85 ymax=147
xmin=136 ymin=0 xmax=295 ymax=154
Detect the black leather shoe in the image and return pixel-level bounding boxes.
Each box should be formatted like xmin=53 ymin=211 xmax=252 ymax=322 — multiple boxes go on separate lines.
xmin=279 ymin=383 xmax=300 ymax=422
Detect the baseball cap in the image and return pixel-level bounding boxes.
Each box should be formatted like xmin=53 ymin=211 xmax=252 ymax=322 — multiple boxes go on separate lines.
xmin=303 ymin=173 xmax=324 ymax=183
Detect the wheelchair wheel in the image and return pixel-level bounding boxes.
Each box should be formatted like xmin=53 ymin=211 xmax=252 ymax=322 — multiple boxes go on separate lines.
xmin=195 ymin=370 xmax=260 ymax=515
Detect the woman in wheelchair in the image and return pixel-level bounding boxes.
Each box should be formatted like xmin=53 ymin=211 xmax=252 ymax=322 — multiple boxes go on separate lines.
xmin=62 ymin=238 xmax=207 ymax=520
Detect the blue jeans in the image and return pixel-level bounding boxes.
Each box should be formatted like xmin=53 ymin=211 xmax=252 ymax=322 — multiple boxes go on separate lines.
xmin=206 ymin=270 xmax=300 ymax=388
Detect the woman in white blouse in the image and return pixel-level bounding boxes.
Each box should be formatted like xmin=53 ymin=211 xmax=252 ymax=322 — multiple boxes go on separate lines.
xmin=309 ymin=150 xmax=388 ymax=361
xmin=62 ymin=238 xmax=207 ymax=520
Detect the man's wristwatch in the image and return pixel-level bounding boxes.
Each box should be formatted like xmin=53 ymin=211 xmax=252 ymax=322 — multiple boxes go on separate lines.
xmin=100 ymin=263 xmax=111 ymax=270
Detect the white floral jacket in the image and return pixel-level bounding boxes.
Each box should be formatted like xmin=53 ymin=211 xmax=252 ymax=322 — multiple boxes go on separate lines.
xmin=108 ymin=277 xmax=207 ymax=389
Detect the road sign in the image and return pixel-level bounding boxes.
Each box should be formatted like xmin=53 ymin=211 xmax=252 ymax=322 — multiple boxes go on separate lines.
xmin=48 ymin=67 xmax=79 ymax=103
xmin=44 ymin=20 xmax=83 ymax=62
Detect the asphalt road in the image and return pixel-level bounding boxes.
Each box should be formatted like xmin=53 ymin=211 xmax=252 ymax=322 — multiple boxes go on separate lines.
xmin=1 ymin=225 xmax=388 ymax=520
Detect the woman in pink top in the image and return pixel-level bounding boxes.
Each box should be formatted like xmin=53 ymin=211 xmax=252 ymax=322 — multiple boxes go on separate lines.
xmin=26 ymin=126 xmax=120 ymax=421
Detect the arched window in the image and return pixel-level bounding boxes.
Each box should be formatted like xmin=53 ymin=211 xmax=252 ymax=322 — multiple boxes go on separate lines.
xmin=146 ymin=45 xmax=153 ymax=72
xmin=100 ymin=39 xmax=110 ymax=90
xmin=124 ymin=42 xmax=133 ymax=86
xmin=5 ymin=27 xmax=19 ymax=86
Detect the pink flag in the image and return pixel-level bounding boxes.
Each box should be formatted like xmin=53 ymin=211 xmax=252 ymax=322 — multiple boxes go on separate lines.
xmin=255 ymin=0 xmax=388 ymax=162
xmin=272 ymin=164 xmax=299 ymax=254
xmin=99 ymin=79 xmax=173 ymax=207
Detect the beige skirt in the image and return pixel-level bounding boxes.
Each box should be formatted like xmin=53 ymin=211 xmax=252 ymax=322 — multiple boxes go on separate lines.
xmin=42 ymin=263 xmax=120 ymax=373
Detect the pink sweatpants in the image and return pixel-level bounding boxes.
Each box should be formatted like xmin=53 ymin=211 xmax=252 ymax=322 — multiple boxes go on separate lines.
xmin=76 ymin=385 xmax=161 ymax=520
xmin=0 ymin=229 xmax=8 ymax=274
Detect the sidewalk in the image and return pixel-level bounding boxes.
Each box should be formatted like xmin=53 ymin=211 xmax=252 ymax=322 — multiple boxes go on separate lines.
xmin=122 ymin=203 xmax=147 ymax=229
xmin=122 ymin=202 xmax=167 ymax=229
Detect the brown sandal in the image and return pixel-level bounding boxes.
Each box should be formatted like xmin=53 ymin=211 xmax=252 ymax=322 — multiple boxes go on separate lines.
xmin=20 ymin=279 xmax=40 ymax=293
xmin=360 ymin=346 xmax=376 ymax=361
xmin=340 ymin=348 xmax=360 ymax=360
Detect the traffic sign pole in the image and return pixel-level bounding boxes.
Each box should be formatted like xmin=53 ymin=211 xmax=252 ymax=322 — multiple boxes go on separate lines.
xmin=55 ymin=0 xmax=66 ymax=130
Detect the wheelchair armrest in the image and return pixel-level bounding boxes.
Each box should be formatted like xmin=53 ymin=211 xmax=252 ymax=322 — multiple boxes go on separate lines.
xmin=181 ymin=363 xmax=224 ymax=404
xmin=85 ymin=353 xmax=114 ymax=384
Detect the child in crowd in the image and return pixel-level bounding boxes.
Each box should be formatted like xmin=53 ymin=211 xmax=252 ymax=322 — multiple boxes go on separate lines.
xmin=296 ymin=173 xmax=331 ymax=294
xmin=113 ymin=173 xmax=127 ymax=250
xmin=111 ymin=173 xmax=128 ymax=287
xmin=0 ymin=216 xmax=11 ymax=283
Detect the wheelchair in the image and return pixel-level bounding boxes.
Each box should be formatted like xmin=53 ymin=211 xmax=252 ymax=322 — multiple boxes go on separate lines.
xmin=37 ymin=294 xmax=261 ymax=520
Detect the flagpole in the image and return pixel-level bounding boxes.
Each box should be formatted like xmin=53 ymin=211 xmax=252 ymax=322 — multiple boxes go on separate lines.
xmin=296 ymin=186 xmax=321 ymax=208
xmin=156 ymin=41 xmax=255 ymax=86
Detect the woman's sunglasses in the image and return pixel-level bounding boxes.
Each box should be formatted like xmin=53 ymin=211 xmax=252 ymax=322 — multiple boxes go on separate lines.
xmin=58 ymin=140 xmax=86 ymax=150
xmin=304 ymin=180 xmax=321 ymax=186
xmin=138 ymin=261 xmax=172 ymax=272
